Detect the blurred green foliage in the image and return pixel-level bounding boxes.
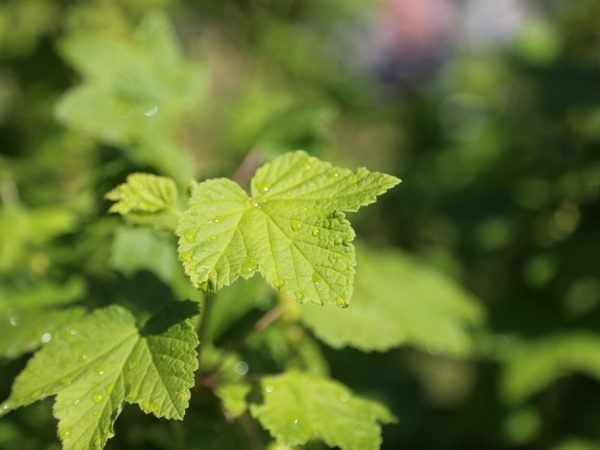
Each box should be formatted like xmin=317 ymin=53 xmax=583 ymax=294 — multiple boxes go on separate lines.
xmin=0 ymin=0 xmax=599 ymax=449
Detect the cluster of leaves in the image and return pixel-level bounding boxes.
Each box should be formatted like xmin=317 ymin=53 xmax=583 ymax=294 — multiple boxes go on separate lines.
xmin=2 ymin=150 xmax=407 ymax=450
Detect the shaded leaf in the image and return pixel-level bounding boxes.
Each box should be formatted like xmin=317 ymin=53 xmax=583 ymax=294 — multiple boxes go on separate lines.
xmin=0 ymin=304 xmax=199 ymax=450
xmin=300 ymin=245 xmax=484 ymax=355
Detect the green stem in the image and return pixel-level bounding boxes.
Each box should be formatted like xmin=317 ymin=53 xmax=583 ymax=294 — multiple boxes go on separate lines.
xmin=208 ymin=303 xmax=288 ymax=377
xmin=196 ymin=291 xmax=215 ymax=370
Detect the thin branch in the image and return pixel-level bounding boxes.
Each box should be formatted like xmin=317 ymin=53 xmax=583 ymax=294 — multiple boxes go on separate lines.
xmin=232 ymin=148 xmax=265 ymax=190
xmin=196 ymin=292 xmax=216 ymax=370
xmin=207 ymin=303 xmax=288 ymax=377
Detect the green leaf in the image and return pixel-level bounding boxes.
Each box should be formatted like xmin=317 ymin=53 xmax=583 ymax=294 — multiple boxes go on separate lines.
xmin=501 ymin=333 xmax=600 ymax=403
xmin=55 ymin=12 xmax=205 ymax=181
xmin=0 ymin=278 xmax=86 ymax=359
xmin=106 ymin=173 xmax=178 ymax=215
xmin=0 ymin=206 xmax=77 ymax=273
xmin=0 ymin=304 xmax=199 ymax=450
xmin=176 ymin=151 xmax=399 ymax=305
xmin=250 ymin=371 xmax=396 ymax=450
xmin=300 ymin=244 xmax=484 ymax=355
xmin=215 ymin=383 xmax=251 ymax=418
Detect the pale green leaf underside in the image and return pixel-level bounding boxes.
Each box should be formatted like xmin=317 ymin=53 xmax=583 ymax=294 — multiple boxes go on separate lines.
xmin=0 ymin=306 xmax=198 ymax=450
xmin=177 ymin=151 xmax=399 ymax=306
xmin=300 ymin=245 xmax=484 ymax=355
xmin=250 ymin=371 xmax=396 ymax=450
xmin=106 ymin=173 xmax=178 ymax=215
xmin=501 ymin=333 xmax=600 ymax=403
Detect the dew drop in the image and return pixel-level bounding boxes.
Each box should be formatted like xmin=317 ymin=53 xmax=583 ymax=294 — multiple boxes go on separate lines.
xmin=265 ymin=385 xmax=274 ymax=394
xmin=293 ymin=418 xmax=299 ymax=425
xmin=41 ymin=332 xmax=52 ymax=344
xmin=291 ymin=219 xmax=302 ymax=231
xmin=73 ymin=399 xmax=80 ymax=406
xmin=69 ymin=328 xmax=78 ymax=336
xmin=303 ymin=162 xmax=312 ymax=171
xmin=183 ymin=229 xmax=196 ymax=242
xmin=272 ymin=278 xmax=285 ymax=289
xmin=209 ymin=216 xmax=222 ymax=224
xmin=426 ymin=337 xmax=446 ymax=356
xmin=208 ymin=235 xmax=217 ymax=241
xmin=234 ymin=361 xmax=249 ymax=376
xmin=1 ymin=402 xmax=10 ymax=412
xmin=96 ymin=367 xmax=106 ymax=377
xmin=312 ymin=227 xmax=320 ymax=237
xmin=245 ymin=198 xmax=261 ymax=209
xmin=242 ymin=257 xmax=258 ymax=277
xmin=336 ymin=297 xmax=349 ymax=308
xmin=181 ymin=250 xmax=193 ymax=262
xmin=256 ymin=182 xmax=270 ymax=193
xmin=92 ymin=391 xmax=104 ymax=404
xmin=143 ymin=105 xmax=159 ymax=117
xmin=294 ymin=291 xmax=304 ymax=303
xmin=8 ymin=315 xmax=19 ymax=327
xmin=329 ymin=170 xmax=340 ymax=178
xmin=339 ymin=393 xmax=349 ymax=402
xmin=59 ymin=428 xmax=72 ymax=440
xmin=312 ymin=272 xmax=322 ymax=287
xmin=60 ymin=376 xmax=73 ymax=386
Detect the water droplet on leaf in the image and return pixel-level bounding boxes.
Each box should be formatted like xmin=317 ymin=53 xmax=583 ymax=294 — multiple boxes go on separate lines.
xmin=294 ymin=291 xmax=304 ymax=302
xmin=265 ymin=385 xmax=274 ymax=393
xmin=336 ymin=297 xmax=349 ymax=308
xmin=273 ymin=278 xmax=285 ymax=289
xmin=312 ymin=227 xmax=320 ymax=237
xmin=59 ymin=428 xmax=72 ymax=440
xmin=8 ymin=315 xmax=18 ymax=327
xmin=183 ymin=229 xmax=195 ymax=242
xmin=242 ymin=257 xmax=258 ymax=276
xmin=92 ymin=391 xmax=104 ymax=404
xmin=291 ymin=220 xmax=301 ymax=231
xmin=41 ymin=333 xmax=52 ymax=344
xmin=234 ymin=361 xmax=249 ymax=376
xmin=144 ymin=105 xmax=159 ymax=117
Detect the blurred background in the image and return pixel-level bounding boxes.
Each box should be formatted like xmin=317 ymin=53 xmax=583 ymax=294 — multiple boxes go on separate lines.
xmin=1 ymin=0 xmax=599 ymax=449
